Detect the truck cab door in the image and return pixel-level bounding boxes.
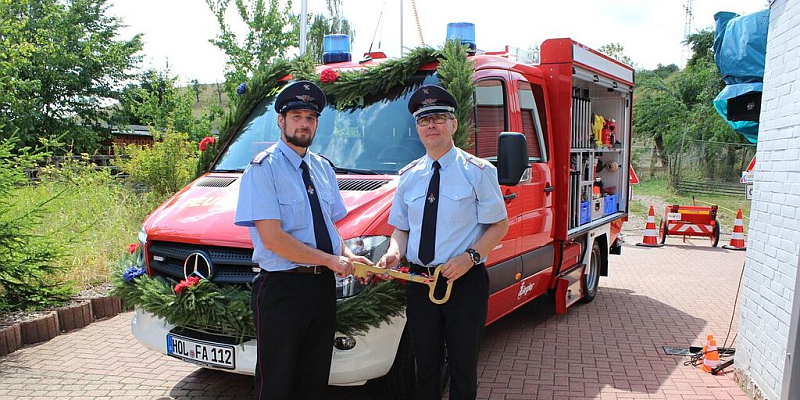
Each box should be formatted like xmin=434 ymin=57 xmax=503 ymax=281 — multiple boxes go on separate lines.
xmin=472 ymin=71 xmax=519 ymax=266
xmin=509 ymin=74 xmax=555 ymax=279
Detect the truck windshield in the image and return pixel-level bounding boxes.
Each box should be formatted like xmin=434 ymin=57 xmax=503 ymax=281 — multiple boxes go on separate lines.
xmin=214 ymin=74 xmax=439 ymax=175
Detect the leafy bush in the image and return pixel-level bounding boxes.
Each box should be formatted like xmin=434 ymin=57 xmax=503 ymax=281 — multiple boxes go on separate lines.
xmin=118 ymin=128 xmax=199 ymax=199
xmin=0 ymin=137 xmax=72 ymax=312
xmin=15 ymin=155 xmax=159 ymax=292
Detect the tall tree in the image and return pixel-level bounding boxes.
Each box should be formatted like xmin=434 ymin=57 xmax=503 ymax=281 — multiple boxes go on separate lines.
xmin=633 ymin=30 xmax=743 ymax=183
xmin=0 ymin=0 xmax=143 ymax=153
xmin=304 ymin=0 xmax=355 ymax=64
xmin=117 ymin=69 xmax=220 ymax=142
xmin=205 ymin=0 xmax=297 ymax=100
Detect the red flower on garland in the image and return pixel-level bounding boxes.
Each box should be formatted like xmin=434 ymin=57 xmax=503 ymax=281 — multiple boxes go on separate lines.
xmin=199 ymin=136 xmax=216 ymax=151
xmin=127 ymin=243 xmax=139 ymax=254
xmin=174 ymin=276 xmax=201 ymax=294
xmin=319 ymin=69 xmax=339 ymax=83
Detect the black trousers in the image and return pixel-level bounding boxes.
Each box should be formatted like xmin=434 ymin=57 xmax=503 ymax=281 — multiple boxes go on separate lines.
xmin=406 ymin=263 xmax=489 ymax=400
xmin=251 ymin=270 xmax=336 ymax=400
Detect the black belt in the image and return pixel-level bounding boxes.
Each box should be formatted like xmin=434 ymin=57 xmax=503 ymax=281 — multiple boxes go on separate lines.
xmin=272 ymin=266 xmax=329 ymax=275
xmin=409 ymin=263 xmax=438 ymax=276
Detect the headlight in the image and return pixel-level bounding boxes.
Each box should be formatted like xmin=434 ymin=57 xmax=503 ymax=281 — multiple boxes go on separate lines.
xmin=137 ymin=227 xmax=147 ymax=268
xmin=336 ymin=236 xmax=391 ymax=299
xmin=343 ymin=236 xmax=390 ymax=264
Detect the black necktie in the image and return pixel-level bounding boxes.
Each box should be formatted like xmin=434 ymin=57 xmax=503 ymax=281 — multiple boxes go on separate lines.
xmin=418 ymin=161 xmax=440 ymax=265
xmin=300 ymin=161 xmax=333 ymax=255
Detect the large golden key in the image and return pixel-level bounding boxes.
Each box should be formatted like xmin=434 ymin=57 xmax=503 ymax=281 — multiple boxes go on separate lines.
xmin=352 ymin=262 xmax=453 ymax=305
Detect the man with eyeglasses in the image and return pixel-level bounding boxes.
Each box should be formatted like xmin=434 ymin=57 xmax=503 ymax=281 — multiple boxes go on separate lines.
xmin=377 ymin=84 xmax=509 ymax=399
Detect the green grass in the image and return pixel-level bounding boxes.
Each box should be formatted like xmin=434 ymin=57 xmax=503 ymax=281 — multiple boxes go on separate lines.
xmin=632 ymin=175 xmax=751 ymax=234
xmin=13 ymin=177 xmax=160 ymax=291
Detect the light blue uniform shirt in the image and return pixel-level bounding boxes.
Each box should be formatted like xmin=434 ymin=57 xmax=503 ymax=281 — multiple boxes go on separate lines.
xmin=234 ymin=139 xmax=347 ymax=272
xmin=388 ymin=145 xmax=507 ymax=266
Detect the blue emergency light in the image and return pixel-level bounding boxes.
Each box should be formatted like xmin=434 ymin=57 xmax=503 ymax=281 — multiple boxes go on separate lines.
xmin=446 ymin=22 xmax=476 ymax=51
xmin=323 ymin=34 xmax=352 ymax=64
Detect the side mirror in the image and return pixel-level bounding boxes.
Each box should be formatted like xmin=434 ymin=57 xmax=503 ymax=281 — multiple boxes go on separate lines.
xmin=496 ymin=132 xmax=528 ymax=186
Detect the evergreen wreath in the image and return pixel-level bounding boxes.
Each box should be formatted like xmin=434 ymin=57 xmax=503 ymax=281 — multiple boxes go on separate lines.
xmin=197 ymin=40 xmax=476 ymax=174
xmin=112 ymin=252 xmax=407 ymax=343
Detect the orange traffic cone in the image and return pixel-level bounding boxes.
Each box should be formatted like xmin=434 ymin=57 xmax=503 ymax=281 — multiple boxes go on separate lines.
xmin=722 ymin=208 xmax=747 ymax=251
xmin=636 ymin=205 xmax=664 ymax=247
xmin=701 ymin=334 xmax=720 ymax=373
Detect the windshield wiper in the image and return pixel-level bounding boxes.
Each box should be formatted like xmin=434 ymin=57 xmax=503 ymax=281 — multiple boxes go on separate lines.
xmin=333 ymin=166 xmax=379 ymax=175
xmin=318 ymin=154 xmax=379 ymax=175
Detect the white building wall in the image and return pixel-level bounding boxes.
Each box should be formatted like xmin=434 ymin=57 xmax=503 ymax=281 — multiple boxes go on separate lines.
xmin=737 ymin=1 xmax=800 ymax=399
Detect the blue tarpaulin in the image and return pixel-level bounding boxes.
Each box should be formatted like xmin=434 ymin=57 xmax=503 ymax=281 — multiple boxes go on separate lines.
xmin=713 ymin=9 xmax=769 ymax=142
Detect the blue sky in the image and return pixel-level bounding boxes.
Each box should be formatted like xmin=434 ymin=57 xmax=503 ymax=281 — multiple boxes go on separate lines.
xmin=109 ymin=0 xmax=766 ymax=84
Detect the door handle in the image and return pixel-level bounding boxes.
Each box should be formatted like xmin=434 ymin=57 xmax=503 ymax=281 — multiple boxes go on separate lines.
xmin=544 ymin=185 xmax=555 ymax=193
xmin=503 ymin=193 xmax=517 ymax=201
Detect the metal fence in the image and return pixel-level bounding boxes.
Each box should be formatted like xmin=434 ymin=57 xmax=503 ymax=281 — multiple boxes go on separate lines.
xmin=24 ymin=155 xmax=127 ymax=182
xmin=631 ymin=138 xmax=755 ymax=197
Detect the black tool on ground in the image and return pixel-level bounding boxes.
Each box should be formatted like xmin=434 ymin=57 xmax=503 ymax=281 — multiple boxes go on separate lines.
xmin=712 ymin=359 xmax=735 ymax=375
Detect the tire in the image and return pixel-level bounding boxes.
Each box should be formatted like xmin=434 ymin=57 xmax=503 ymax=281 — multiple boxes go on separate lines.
xmin=579 ymin=241 xmax=604 ymax=304
xmin=380 ymin=328 xmax=449 ymax=400
xmin=711 ymin=222 xmax=720 ymax=247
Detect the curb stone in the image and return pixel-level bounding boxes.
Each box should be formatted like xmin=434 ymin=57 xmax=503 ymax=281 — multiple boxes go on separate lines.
xmin=89 ymin=296 xmax=122 ymax=320
xmin=56 ymin=300 xmax=93 ymax=333
xmin=19 ymin=311 xmax=59 ymax=345
xmin=0 ymin=323 xmax=22 ymax=356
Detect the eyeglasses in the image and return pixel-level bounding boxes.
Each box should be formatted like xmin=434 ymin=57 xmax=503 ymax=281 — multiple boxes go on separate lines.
xmin=415 ymin=113 xmax=452 ymax=126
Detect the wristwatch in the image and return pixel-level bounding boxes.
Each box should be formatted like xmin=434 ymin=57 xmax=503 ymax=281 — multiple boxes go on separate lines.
xmin=465 ymin=248 xmax=481 ymax=265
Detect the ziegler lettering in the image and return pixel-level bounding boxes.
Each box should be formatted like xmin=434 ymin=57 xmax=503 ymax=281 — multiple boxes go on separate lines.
xmin=517 ymin=281 xmax=534 ymax=299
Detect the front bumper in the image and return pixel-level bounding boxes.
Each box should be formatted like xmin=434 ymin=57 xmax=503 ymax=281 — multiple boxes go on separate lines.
xmin=130 ymin=308 xmax=406 ymax=385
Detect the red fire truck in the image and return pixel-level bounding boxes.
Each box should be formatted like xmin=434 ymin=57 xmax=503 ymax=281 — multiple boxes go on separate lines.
xmin=131 ymin=30 xmax=634 ymax=397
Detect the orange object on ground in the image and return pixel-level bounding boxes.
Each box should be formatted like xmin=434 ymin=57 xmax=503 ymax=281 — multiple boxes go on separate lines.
xmin=722 ymin=208 xmax=747 ymax=251
xmin=701 ymin=334 xmax=720 ymax=373
xmin=636 ymin=206 xmax=664 ymax=247
xmin=659 ymin=204 xmax=721 ymax=247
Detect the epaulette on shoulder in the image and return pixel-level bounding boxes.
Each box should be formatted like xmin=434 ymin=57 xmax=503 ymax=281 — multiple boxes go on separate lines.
xmin=251 ymin=149 xmax=272 ymax=165
xmin=465 ymin=154 xmax=489 ymax=170
xmin=398 ymin=157 xmax=423 ymax=175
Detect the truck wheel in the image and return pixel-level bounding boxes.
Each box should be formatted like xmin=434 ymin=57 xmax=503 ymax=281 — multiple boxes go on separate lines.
xmin=579 ymin=241 xmax=604 ymax=303
xmin=380 ymin=328 xmax=449 ymax=400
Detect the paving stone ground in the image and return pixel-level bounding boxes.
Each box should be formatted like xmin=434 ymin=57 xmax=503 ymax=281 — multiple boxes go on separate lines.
xmin=0 ymin=238 xmax=749 ymax=400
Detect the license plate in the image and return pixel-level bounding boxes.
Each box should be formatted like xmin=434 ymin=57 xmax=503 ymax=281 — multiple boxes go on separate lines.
xmin=167 ymin=334 xmax=235 ymax=369
xmin=667 ymin=212 xmax=682 ymax=221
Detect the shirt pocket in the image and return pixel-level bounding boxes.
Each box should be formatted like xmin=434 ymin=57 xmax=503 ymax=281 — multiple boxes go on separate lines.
xmin=318 ymin=189 xmax=333 ymax=217
xmin=403 ymin=185 xmax=427 ymax=228
xmin=277 ymin=190 xmax=309 ymax=231
xmin=440 ymin=184 xmax=476 ymax=224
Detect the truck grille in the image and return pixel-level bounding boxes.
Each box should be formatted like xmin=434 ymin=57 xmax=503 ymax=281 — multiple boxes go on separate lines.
xmin=147 ymin=241 xmax=257 ymax=284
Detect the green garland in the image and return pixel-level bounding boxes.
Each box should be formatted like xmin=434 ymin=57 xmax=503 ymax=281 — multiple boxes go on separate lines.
xmin=112 ymin=253 xmax=407 ymax=343
xmin=197 ymin=41 xmax=476 ymax=174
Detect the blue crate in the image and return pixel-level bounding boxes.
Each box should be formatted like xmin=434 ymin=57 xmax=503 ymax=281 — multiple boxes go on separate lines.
xmin=604 ymin=194 xmax=618 ymax=215
xmin=580 ymin=201 xmax=591 ymax=225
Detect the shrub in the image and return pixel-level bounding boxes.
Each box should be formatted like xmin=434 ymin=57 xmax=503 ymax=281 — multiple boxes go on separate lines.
xmin=0 ymin=137 xmax=72 ymax=312
xmin=118 ymin=127 xmax=198 ymax=199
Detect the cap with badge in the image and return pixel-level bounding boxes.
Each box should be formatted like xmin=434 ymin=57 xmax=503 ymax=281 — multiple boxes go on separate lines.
xmin=407 ymin=84 xmax=458 ymax=118
xmin=274 ymin=80 xmax=327 ymax=115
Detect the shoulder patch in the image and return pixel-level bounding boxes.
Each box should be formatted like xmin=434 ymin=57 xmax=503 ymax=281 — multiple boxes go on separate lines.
xmin=398 ymin=157 xmax=423 ymax=175
xmin=251 ymin=150 xmax=271 ymax=165
xmin=465 ymin=154 xmax=489 ymax=170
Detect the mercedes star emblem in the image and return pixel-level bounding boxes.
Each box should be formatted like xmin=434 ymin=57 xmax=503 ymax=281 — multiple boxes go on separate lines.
xmin=183 ymin=251 xmax=213 ymax=280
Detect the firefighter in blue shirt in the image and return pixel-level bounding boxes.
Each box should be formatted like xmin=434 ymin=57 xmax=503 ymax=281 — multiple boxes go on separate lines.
xmin=378 ymin=84 xmax=509 ymax=400
xmin=234 ymin=80 xmax=371 ymax=400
